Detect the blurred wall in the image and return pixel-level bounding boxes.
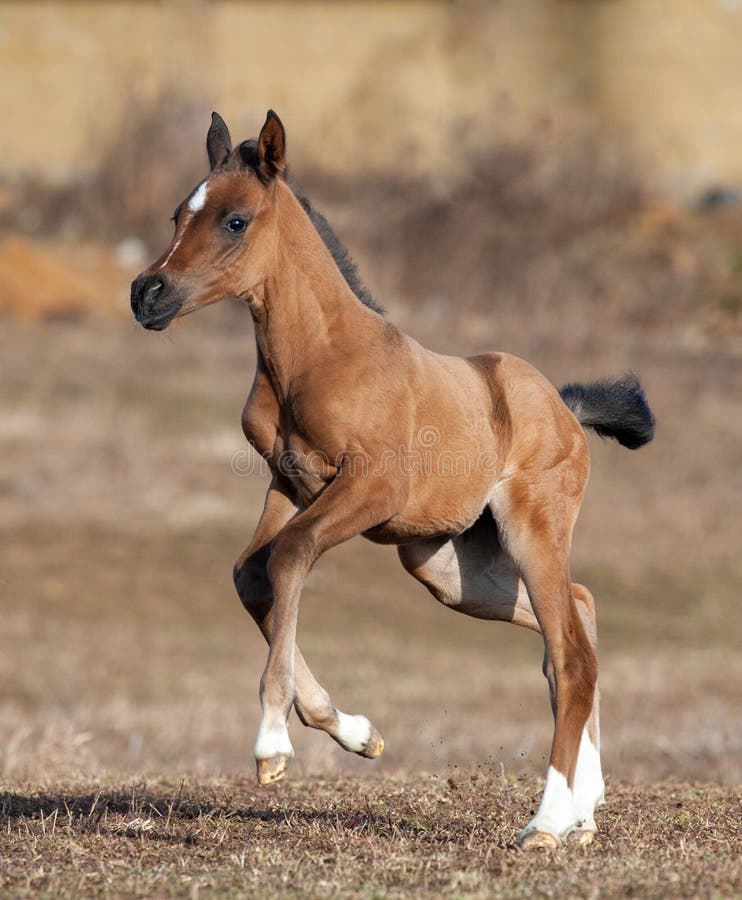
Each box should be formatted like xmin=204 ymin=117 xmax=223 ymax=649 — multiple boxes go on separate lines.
xmin=2 ymin=0 xmax=742 ymax=198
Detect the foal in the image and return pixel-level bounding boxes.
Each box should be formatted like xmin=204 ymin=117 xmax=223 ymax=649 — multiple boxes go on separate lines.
xmin=131 ymin=110 xmax=655 ymax=849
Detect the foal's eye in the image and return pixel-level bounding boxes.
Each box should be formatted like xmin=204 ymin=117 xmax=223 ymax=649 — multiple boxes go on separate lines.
xmin=225 ymin=217 xmax=248 ymax=234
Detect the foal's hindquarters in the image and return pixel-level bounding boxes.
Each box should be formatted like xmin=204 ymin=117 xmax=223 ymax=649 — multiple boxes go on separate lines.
xmin=400 ymin=354 xmax=603 ymax=847
xmin=399 ymin=357 xmax=603 ymax=846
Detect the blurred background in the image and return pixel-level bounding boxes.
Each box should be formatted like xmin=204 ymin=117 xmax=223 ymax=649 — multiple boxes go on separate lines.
xmin=1 ymin=1 xmax=740 ymax=787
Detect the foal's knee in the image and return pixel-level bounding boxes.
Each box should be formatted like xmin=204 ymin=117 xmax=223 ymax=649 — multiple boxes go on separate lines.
xmin=267 ymin=530 xmax=316 ymax=586
xmin=233 ymin=545 xmax=272 ymax=620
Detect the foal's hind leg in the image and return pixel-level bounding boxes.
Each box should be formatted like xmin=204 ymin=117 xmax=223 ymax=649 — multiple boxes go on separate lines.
xmin=400 ymin=507 xmax=602 ymax=848
xmin=492 ymin=475 xmax=597 ymax=848
xmin=568 ymin=584 xmax=604 ymax=843
xmin=234 ymin=481 xmax=383 ymax=777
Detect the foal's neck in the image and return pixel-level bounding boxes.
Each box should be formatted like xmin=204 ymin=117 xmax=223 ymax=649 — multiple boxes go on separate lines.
xmin=247 ymin=181 xmax=379 ymax=399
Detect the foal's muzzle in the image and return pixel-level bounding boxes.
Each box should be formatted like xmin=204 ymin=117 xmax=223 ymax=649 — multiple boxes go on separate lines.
xmin=130 ymin=273 xmax=183 ymax=330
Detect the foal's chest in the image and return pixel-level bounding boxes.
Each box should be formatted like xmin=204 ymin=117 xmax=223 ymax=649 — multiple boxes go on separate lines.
xmin=242 ymin=395 xmax=339 ymax=505
xmin=279 ymin=428 xmax=339 ymax=504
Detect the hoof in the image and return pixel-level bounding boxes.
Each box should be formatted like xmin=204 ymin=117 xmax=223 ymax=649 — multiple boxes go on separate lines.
xmin=256 ymin=754 xmax=290 ymax=785
xmin=519 ymin=829 xmax=560 ymax=851
xmin=358 ymin=727 xmax=384 ymax=760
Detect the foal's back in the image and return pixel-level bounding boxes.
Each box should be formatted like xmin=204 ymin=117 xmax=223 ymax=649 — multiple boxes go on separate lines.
xmin=357 ymin=329 xmax=587 ymax=545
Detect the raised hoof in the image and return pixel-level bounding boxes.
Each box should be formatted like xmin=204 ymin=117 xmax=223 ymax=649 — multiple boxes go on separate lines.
xmin=256 ymin=754 xmax=290 ymax=785
xmin=519 ymin=830 xmax=560 ymax=851
xmin=358 ymin=727 xmax=384 ymax=760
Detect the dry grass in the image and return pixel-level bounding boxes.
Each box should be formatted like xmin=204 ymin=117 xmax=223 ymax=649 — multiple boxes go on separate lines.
xmin=2 ymin=516 xmax=739 ymax=785
xmin=1 ymin=776 xmax=739 ymax=898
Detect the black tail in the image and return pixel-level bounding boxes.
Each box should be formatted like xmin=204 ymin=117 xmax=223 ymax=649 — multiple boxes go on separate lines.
xmin=559 ymin=374 xmax=655 ymax=449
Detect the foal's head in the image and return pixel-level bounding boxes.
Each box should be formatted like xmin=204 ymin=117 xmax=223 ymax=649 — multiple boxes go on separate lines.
xmin=131 ymin=110 xmax=287 ymax=330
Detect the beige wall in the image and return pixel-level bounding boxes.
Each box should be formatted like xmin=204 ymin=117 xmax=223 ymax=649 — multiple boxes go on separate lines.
xmin=2 ymin=0 xmax=742 ymax=197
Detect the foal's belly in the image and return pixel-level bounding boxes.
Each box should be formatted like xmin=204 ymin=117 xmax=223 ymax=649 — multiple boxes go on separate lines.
xmin=363 ymin=473 xmax=494 ymax=545
xmin=363 ymin=517 xmax=469 ymax=545
xmin=364 ymin=510 xmax=485 ymax=545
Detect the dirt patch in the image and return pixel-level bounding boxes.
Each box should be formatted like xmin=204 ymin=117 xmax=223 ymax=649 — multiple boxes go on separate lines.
xmin=0 ymin=235 xmax=130 ymax=320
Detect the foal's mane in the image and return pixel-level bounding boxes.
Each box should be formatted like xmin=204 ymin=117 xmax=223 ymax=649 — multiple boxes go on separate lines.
xmin=237 ymin=139 xmax=383 ymax=315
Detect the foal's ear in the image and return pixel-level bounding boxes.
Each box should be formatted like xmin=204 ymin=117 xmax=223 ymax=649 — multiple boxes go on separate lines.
xmin=257 ymin=110 xmax=286 ymax=180
xmin=207 ymin=111 xmax=232 ymax=170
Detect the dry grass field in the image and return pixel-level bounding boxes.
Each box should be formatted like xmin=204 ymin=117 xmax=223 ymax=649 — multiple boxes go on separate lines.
xmin=2 ymin=1 xmax=742 ymax=890
xmin=2 ymin=93 xmax=742 ymax=895
xmin=2 ymin=777 xmax=739 ymax=898
xmin=0 ymin=303 xmax=740 ymax=896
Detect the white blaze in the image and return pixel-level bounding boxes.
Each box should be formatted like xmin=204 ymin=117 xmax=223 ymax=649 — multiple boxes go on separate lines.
xmin=159 ymin=180 xmax=209 ymax=269
xmin=159 ymin=235 xmax=183 ymax=269
xmin=188 ymin=180 xmax=209 ymax=212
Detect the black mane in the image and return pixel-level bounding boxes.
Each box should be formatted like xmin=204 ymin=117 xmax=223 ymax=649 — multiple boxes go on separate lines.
xmin=238 ymin=139 xmax=383 ymax=315
xmin=296 ymin=194 xmax=384 ymax=314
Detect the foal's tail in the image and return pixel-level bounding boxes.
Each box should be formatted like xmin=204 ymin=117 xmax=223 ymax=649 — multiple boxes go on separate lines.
xmin=559 ymin=374 xmax=655 ymax=450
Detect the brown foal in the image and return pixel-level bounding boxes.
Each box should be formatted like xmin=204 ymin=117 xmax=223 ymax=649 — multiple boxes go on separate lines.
xmin=131 ymin=111 xmax=655 ymax=849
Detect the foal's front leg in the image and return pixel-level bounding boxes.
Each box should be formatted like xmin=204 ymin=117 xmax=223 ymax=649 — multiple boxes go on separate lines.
xmin=255 ymin=467 xmax=400 ymax=785
xmin=235 ymin=478 xmax=384 ymax=775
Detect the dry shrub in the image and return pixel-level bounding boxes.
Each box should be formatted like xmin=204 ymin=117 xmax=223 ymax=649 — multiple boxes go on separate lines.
xmin=335 ymin=134 xmax=707 ymax=354
xmin=402 ymin=143 xmax=674 ymax=339
xmin=7 ymin=90 xmax=209 ymax=253
xmin=4 ymin=102 xmax=741 ymax=350
xmin=85 ymin=90 xmax=208 ymax=250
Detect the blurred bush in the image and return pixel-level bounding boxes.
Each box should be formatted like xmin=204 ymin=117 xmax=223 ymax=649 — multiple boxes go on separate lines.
xmin=313 ymin=135 xmax=742 ymax=355
xmin=1 ymin=88 xmax=741 ymax=352
xmin=3 ymin=90 xmax=207 ymax=252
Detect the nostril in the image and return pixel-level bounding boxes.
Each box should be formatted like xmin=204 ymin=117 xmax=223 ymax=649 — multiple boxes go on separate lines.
xmin=130 ymin=274 xmax=168 ymax=320
xmin=130 ymin=274 xmax=144 ymax=315
xmin=144 ymin=277 xmax=165 ymax=303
